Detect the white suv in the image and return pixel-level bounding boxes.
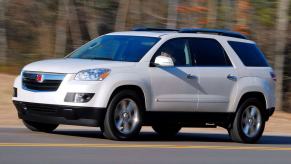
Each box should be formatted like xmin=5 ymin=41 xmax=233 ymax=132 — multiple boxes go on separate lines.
xmin=12 ymin=28 xmax=276 ymax=143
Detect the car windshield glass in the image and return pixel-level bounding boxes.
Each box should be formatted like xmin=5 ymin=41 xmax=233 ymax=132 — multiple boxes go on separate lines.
xmin=67 ymin=35 xmax=160 ymax=62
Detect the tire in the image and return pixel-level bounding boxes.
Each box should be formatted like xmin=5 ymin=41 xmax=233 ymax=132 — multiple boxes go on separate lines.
xmin=99 ymin=124 xmax=104 ymax=133
xmin=152 ymin=124 xmax=181 ymax=137
xmin=23 ymin=120 xmax=58 ymax=132
xmin=229 ymin=98 xmax=265 ymax=143
xmin=103 ymin=90 xmax=144 ymax=140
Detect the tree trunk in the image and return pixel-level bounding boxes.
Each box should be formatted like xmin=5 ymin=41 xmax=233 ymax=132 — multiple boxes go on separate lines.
xmin=222 ymin=0 xmax=235 ymax=30
xmin=38 ymin=21 xmax=55 ymax=58
xmin=0 ymin=0 xmax=8 ymax=65
xmin=84 ymin=1 xmax=99 ymax=39
xmin=207 ymin=0 xmax=217 ymax=28
xmin=114 ymin=0 xmax=130 ymax=31
xmin=234 ymin=0 xmax=251 ymax=34
xmin=54 ymin=0 xmax=68 ymax=57
xmin=274 ymin=0 xmax=290 ymax=111
xmin=55 ymin=0 xmax=83 ymax=56
xmin=183 ymin=0 xmax=198 ymax=28
xmin=167 ymin=0 xmax=178 ymax=29
xmin=98 ymin=1 xmax=118 ymax=35
xmin=67 ymin=0 xmax=83 ymax=50
xmin=36 ymin=1 xmax=55 ymax=58
xmin=141 ymin=0 xmax=167 ymax=27
xmin=129 ymin=0 xmax=142 ymax=27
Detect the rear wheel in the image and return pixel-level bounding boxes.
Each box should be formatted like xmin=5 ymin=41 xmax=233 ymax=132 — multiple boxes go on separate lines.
xmin=229 ymin=98 xmax=265 ymax=143
xmin=152 ymin=124 xmax=181 ymax=137
xmin=103 ymin=90 xmax=143 ymax=140
xmin=23 ymin=120 xmax=58 ymax=132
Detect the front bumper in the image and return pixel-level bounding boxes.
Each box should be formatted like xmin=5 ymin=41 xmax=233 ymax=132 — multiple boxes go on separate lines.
xmin=13 ymin=101 xmax=106 ymax=127
xmin=12 ymin=74 xmax=111 ymax=108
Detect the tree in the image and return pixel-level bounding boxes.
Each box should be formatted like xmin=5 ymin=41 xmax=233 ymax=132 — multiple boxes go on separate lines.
xmin=35 ymin=1 xmax=56 ymax=58
xmin=274 ymin=0 xmax=290 ymax=111
xmin=55 ymin=0 xmax=68 ymax=57
xmin=127 ymin=0 xmax=142 ymax=28
xmin=82 ymin=1 xmax=99 ymax=39
xmin=207 ymin=0 xmax=217 ymax=28
xmin=140 ymin=0 xmax=167 ymax=28
xmin=0 ymin=0 xmax=8 ymax=65
xmin=55 ymin=0 xmax=83 ymax=56
xmin=114 ymin=0 xmax=130 ymax=31
xmin=234 ymin=0 xmax=251 ymax=34
xmin=67 ymin=0 xmax=83 ymax=50
xmin=222 ymin=0 xmax=235 ymax=29
xmin=167 ymin=0 xmax=179 ymax=29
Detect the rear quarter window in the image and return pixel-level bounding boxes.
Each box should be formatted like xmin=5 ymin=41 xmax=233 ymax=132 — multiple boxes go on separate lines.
xmin=228 ymin=41 xmax=269 ymax=67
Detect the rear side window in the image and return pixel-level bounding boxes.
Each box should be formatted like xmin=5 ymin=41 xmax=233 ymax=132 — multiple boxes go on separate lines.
xmin=228 ymin=41 xmax=269 ymax=67
xmin=189 ymin=38 xmax=232 ymax=66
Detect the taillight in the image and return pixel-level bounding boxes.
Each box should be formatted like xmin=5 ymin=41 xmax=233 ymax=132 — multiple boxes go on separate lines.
xmin=270 ymin=72 xmax=276 ymax=82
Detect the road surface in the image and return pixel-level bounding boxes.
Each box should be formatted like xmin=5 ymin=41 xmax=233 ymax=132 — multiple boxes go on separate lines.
xmin=0 ymin=127 xmax=290 ymax=164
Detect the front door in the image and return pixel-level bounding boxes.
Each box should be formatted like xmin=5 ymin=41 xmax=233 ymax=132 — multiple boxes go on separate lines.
xmin=149 ymin=38 xmax=198 ymax=112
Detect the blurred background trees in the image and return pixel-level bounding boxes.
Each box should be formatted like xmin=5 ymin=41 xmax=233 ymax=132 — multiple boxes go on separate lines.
xmin=0 ymin=0 xmax=290 ymax=112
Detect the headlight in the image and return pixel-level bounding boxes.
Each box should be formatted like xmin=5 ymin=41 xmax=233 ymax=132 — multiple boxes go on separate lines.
xmin=75 ymin=68 xmax=110 ymax=81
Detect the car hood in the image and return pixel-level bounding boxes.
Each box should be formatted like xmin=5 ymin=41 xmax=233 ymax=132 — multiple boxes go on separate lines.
xmin=22 ymin=58 xmax=136 ymax=74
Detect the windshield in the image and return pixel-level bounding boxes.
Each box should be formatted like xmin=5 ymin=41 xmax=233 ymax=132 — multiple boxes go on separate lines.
xmin=67 ymin=35 xmax=160 ymax=62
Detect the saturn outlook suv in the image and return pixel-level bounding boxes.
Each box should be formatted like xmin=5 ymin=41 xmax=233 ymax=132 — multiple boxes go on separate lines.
xmin=12 ymin=28 xmax=276 ymax=143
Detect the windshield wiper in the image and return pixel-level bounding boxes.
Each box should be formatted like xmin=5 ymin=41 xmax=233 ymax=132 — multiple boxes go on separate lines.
xmin=88 ymin=57 xmax=114 ymax=61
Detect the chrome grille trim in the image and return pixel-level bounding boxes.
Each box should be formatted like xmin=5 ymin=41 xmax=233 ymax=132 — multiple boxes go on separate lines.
xmin=22 ymin=71 xmax=65 ymax=92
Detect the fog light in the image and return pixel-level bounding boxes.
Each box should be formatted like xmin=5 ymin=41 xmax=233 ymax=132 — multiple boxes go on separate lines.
xmin=64 ymin=93 xmax=94 ymax=103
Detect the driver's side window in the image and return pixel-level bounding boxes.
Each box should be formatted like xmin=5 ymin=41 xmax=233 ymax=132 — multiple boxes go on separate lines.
xmin=153 ymin=38 xmax=192 ymax=66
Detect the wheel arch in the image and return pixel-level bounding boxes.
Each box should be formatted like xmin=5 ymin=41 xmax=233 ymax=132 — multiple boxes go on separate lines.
xmin=237 ymin=92 xmax=267 ymax=111
xmin=106 ymin=84 xmax=148 ymax=111
xmin=227 ymin=91 xmax=267 ymax=131
xmin=228 ymin=76 xmax=274 ymax=113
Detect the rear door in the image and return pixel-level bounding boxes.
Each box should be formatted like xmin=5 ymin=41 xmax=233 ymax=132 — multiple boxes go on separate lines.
xmin=188 ymin=38 xmax=238 ymax=112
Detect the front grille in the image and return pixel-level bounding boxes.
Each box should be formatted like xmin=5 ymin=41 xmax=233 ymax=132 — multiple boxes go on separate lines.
xmin=22 ymin=72 xmax=65 ymax=91
xmin=25 ymin=103 xmax=58 ymax=115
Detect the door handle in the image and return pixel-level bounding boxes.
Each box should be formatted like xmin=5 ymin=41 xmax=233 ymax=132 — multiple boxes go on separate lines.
xmin=187 ymin=74 xmax=197 ymax=79
xmin=227 ymin=74 xmax=237 ymax=81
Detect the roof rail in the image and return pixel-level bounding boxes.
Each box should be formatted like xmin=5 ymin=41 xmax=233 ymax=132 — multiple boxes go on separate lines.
xmin=179 ymin=28 xmax=247 ymax=39
xmin=132 ymin=27 xmax=179 ymax=32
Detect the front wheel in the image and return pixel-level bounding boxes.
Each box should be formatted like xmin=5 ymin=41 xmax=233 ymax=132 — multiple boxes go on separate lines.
xmin=229 ymin=98 xmax=265 ymax=143
xmin=103 ymin=90 xmax=143 ymax=140
xmin=23 ymin=120 xmax=58 ymax=132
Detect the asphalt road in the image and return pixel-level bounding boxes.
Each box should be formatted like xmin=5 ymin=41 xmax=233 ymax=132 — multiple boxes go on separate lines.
xmin=0 ymin=127 xmax=291 ymax=164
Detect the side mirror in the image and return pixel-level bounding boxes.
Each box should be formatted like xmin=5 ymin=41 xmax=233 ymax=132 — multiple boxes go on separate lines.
xmin=154 ymin=55 xmax=174 ymax=67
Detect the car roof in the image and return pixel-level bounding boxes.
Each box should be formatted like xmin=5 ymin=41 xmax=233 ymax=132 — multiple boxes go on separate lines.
xmin=106 ymin=30 xmax=251 ymax=42
xmin=108 ymin=28 xmax=247 ymax=38
xmin=107 ymin=31 xmax=176 ymax=38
